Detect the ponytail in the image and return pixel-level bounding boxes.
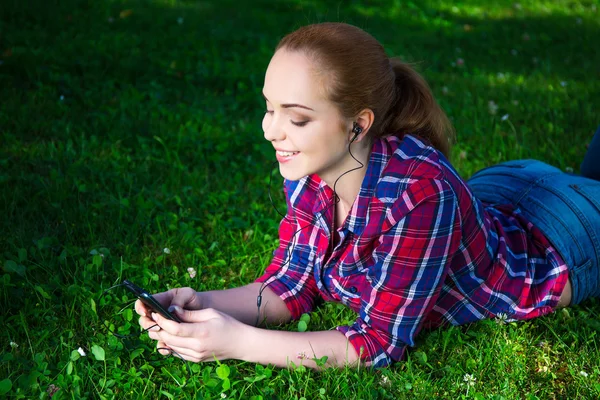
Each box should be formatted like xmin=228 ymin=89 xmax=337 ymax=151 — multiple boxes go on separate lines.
xmin=381 ymin=58 xmax=455 ymax=158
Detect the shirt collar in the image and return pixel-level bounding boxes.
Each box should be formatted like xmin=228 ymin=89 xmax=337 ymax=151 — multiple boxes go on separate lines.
xmin=311 ymin=136 xmax=399 ymax=234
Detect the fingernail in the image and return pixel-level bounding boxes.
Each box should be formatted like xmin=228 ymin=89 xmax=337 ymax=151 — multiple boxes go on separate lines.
xmin=168 ymin=305 xmax=182 ymax=314
xmin=150 ymin=324 xmax=160 ymax=332
xmin=151 ymin=312 xmax=159 ymax=321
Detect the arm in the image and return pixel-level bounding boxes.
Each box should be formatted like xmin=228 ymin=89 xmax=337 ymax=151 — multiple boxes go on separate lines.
xmin=149 ymin=309 xmax=359 ymax=368
xmin=200 ymin=283 xmax=292 ymax=326
xmin=135 ymin=283 xmax=291 ymax=331
xmin=243 ymin=328 xmax=359 ymax=368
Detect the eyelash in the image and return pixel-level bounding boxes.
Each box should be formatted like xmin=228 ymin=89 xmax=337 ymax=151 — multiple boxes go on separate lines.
xmin=265 ymin=110 xmax=309 ymax=127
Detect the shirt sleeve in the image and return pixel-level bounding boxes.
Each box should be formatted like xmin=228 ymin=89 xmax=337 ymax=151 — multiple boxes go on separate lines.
xmin=255 ymin=181 xmax=321 ymax=320
xmin=337 ymin=179 xmax=461 ymax=367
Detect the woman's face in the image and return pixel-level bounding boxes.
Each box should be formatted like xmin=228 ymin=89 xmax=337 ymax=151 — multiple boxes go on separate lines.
xmin=262 ymin=49 xmax=352 ymax=182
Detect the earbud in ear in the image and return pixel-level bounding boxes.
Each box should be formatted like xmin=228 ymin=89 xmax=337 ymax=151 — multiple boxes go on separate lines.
xmin=351 ymin=122 xmax=363 ymax=143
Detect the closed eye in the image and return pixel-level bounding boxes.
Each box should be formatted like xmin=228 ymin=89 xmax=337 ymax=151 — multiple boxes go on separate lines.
xmin=291 ymin=120 xmax=309 ymax=127
xmin=265 ymin=108 xmax=309 ymax=127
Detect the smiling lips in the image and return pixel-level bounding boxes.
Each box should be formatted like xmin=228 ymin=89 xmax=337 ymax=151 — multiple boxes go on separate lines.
xmin=275 ymin=150 xmax=300 ymax=163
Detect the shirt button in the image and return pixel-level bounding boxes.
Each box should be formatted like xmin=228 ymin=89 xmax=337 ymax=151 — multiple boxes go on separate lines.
xmin=350 ymin=286 xmax=358 ymax=294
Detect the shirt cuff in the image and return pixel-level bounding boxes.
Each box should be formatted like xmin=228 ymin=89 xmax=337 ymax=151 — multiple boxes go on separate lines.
xmin=336 ymin=319 xmax=407 ymax=368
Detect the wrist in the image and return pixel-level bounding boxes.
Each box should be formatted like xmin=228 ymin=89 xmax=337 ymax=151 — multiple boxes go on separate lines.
xmin=196 ymin=290 xmax=210 ymax=309
xmin=235 ymin=323 xmax=258 ymax=362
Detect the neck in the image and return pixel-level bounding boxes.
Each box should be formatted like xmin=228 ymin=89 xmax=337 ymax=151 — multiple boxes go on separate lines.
xmin=319 ymin=140 xmax=371 ymax=213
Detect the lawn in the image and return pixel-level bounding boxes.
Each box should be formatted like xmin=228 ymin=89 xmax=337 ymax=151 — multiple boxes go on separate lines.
xmin=1 ymin=0 xmax=599 ymax=398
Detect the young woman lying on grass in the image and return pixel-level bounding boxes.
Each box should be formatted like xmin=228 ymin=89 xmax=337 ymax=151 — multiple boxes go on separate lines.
xmin=136 ymin=22 xmax=600 ymax=369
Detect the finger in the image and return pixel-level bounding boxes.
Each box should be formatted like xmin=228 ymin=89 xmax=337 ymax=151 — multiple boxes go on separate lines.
xmin=156 ymin=341 xmax=171 ymax=356
xmin=155 ymin=328 xmax=202 ymax=350
xmin=148 ymin=330 xmax=160 ymax=341
xmin=150 ymin=290 xmax=174 ymax=307
xmin=172 ymin=307 xmax=220 ymax=324
xmin=167 ymin=287 xmax=193 ymax=309
xmin=139 ymin=315 xmax=160 ymax=332
xmin=150 ymin=312 xmax=201 ymax=338
xmin=134 ymin=299 xmax=146 ymax=317
xmin=164 ymin=344 xmax=203 ymax=362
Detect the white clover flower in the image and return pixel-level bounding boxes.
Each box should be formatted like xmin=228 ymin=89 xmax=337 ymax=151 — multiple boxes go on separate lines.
xmin=442 ymin=86 xmax=449 ymax=95
xmin=580 ymin=370 xmax=589 ymax=378
xmin=380 ymin=375 xmax=391 ymax=387
xmin=77 ymin=347 xmax=86 ymax=357
xmin=488 ymin=100 xmax=498 ymax=115
xmin=220 ymin=393 xmax=227 ymax=399
xmin=576 ymin=18 xmax=582 ymax=25
xmin=60 ymin=95 xmax=65 ymax=101
xmin=495 ymin=312 xmax=509 ymax=324
xmin=501 ymin=114 xmax=510 ymax=121
xmin=163 ymin=248 xmax=171 ymax=254
xmin=463 ymin=373 xmax=476 ymax=386
xmin=177 ymin=17 xmax=184 ymax=25
xmin=565 ymin=167 xmax=574 ymax=173
xmin=560 ymin=81 xmax=567 ymax=87
xmin=187 ymin=267 xmax=197 ymax=279
xmin=511 ymin=49 xmax=518 ymax=56
xmin=514 ymin=3 xmax=522 ymax=10
xmin=10 ymin=341 xmax=18 ymax=349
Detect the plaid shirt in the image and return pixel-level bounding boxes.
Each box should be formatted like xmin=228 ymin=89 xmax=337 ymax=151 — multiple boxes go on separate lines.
xmin=256 ymin=134 xmax=568 ymax=367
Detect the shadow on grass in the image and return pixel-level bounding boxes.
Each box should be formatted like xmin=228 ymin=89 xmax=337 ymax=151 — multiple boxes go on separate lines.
xmin=0 ymin=0 xmax=598 ymax=248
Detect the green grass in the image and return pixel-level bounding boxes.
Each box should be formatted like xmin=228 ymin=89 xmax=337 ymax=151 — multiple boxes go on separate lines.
xmin=1 ymin=0 xmax=599 ymax=398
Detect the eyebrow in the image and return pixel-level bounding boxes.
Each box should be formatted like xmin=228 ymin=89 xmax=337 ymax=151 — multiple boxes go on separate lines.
xmin=262 ymin=92 xmax=315 ymax=111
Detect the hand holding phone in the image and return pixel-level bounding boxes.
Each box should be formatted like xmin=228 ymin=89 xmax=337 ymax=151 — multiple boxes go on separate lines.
xmin=123 ymin=279 xmax=183 ymax=323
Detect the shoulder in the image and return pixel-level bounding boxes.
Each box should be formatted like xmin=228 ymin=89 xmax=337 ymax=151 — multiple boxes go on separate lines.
xmin=374 ymin=134 xmax=453 ymax=205
xmin=363 ymin=135 xmax=459 ymax=235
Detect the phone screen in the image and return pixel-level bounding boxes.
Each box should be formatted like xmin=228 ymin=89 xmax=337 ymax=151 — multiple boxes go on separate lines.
xmin=123 ymin=280 xmax=183 ymax=323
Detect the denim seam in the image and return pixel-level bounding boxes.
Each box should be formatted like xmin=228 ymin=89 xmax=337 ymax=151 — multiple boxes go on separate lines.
xmin=569 ymin=184 xmax=600 ymax=270
xmin=518 ymin=193 xmax=585 ymax=264
xmin=469 ymin=171 xmax=562 ymax=206
xmin=532 ymin=180 xmax=598 ymax=266
xmin=512 ymin=172 xmax=563 ymax=205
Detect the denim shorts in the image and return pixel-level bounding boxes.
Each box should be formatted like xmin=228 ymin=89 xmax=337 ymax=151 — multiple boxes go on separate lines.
xmin=467 ymin=159 xmax=600 ymax=305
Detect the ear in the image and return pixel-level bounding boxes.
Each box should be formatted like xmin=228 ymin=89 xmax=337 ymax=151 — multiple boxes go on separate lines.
xmin=349 ymin=108 xmax=375 ymax=143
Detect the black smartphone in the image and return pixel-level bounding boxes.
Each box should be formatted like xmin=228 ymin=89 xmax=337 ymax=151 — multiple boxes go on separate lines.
xmin=123 ymin=279 xmax=183 ymax=323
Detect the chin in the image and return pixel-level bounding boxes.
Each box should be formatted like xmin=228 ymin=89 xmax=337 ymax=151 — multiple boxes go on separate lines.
xmin=279 ymin=164 xmax=311 ymax=182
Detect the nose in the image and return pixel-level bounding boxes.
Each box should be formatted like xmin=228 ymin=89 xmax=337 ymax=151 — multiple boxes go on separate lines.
xmin=262 ymin=114 xmax=285 ymax=142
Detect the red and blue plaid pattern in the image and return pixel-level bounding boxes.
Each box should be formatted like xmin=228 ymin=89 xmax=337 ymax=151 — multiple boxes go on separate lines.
xmin=256 ymin=134 xmax=568 ymax=367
